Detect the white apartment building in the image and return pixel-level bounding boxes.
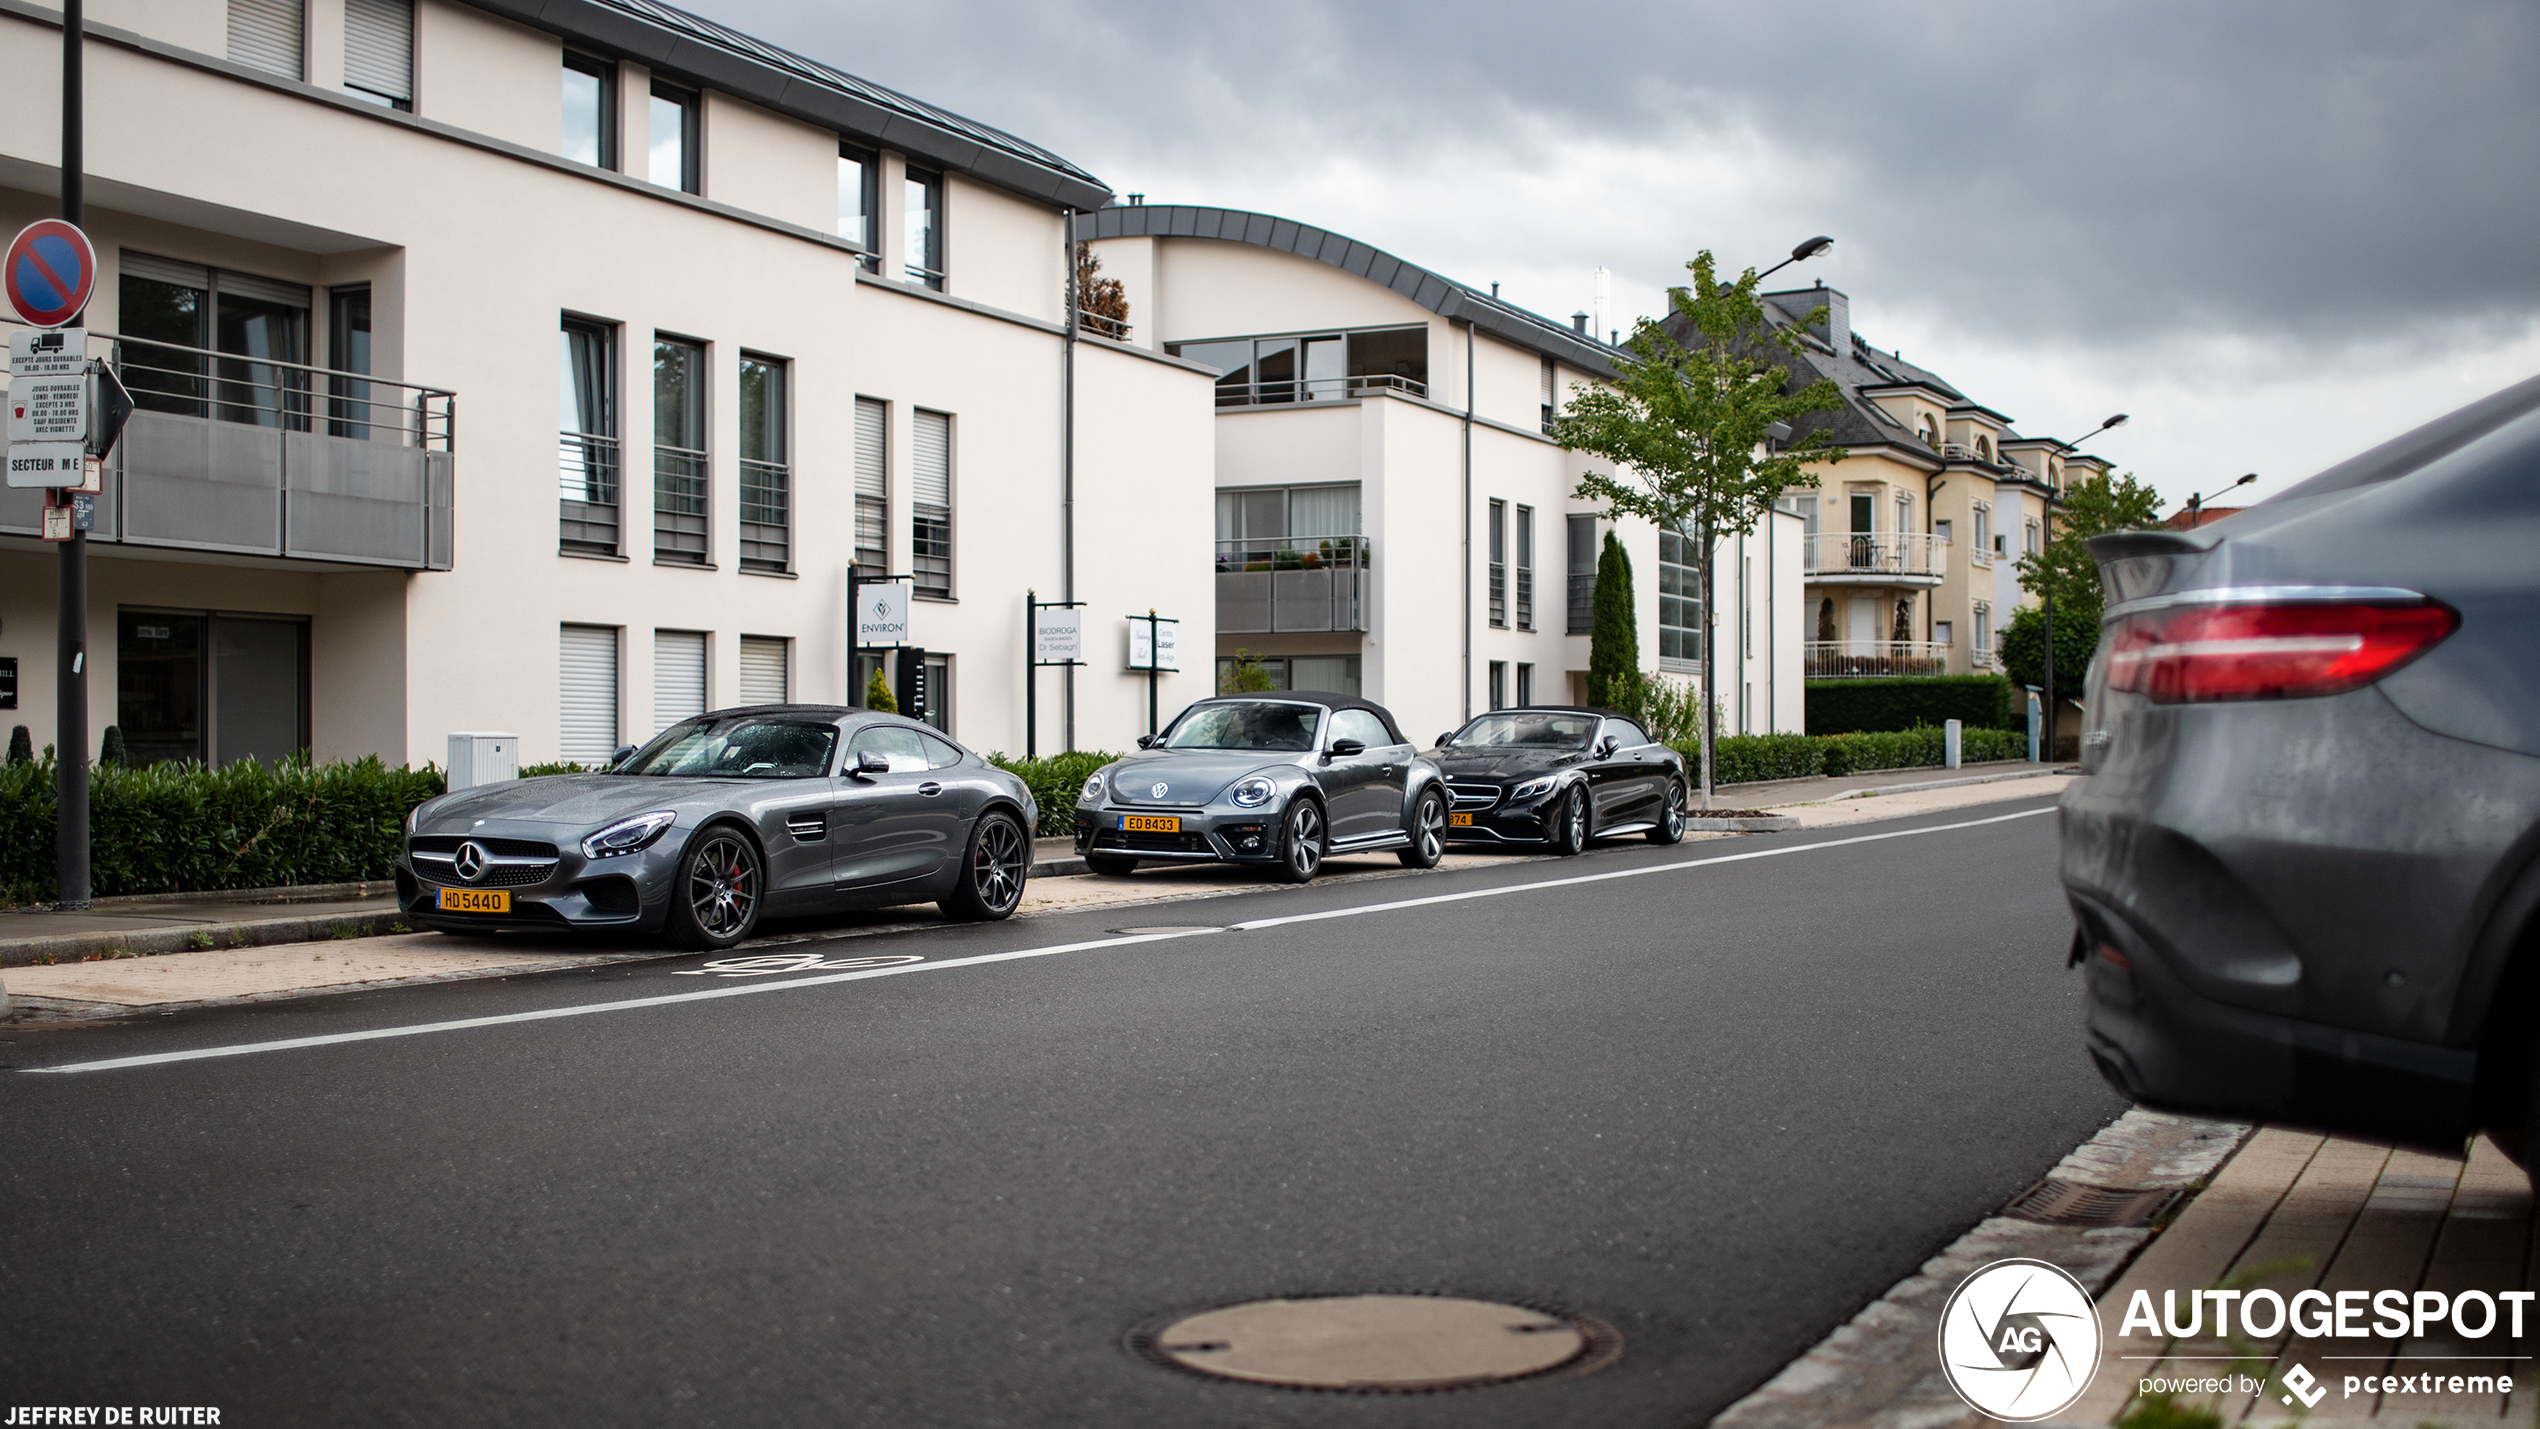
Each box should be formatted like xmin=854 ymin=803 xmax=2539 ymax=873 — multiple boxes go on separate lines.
xmin=0 ymin=0 xmax=1214 ymax=769
xmin=1078 ymin=204 xmax=1804 ymax=747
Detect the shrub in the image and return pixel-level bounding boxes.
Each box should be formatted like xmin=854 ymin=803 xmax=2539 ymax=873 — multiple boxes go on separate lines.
xmin=0 ymin=753 xmax=446 ymax=905
xmin=1683 ymin=723 xmax=2033 ymax=786
xmin=864 ymin=668 xmax=898 ymax=713
xmin=1707 ymin=732 xmax=1822 ymax=784
xmin=986 ymin=750 xmax=1123 ymax=836
xmin=1804 ymin=675 xmax=2016 ymax=734
xmin=517 ymin=760 xmax=593 ymax=778
xmin=5 ymin=726 xmax=29 ymax=766
xmin=1999 ymin=602 xmax=2102 ymax=698
xmin=99 ymin=725 xmax=128 ymax=768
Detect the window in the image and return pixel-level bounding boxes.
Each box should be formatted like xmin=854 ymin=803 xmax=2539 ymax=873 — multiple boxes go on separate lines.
xmin=1743 ymin=556 xmax=1752 ymax=652
xmin=1540 ymin=356 xmax=1558 ymax=435
xmin=923 ymin=653 xmax=953 ymax=733
xmin=558 ymin=315 xmax=619 ymax=556
xmin=1791 ymin=493 xmax=1820 ymax=573
xmin=343 ymin=0 xmax=413 ymax=110
xmin=1918 ymin=413 xmax=1939 ymax=448
xmin=654 ymin=630 xmax=707 ymax=732
xmin=1566 ymin=513 xmax=1597 ymax=635
xmin=1971 ymin=503 xmax=1992 ymax=565
xmin=562 ymin=53 xmax=616 ymax=170
xmin=1169 ymin=326 xmax=1427 ymax=404
xmin=1976 ymin=434 xmax=1994 ymax=463
xmin=228 ymin=0 xmax=303 ymax=80
xmin=1934 ymin=518 xmax=1953 ymax=546
xmin=912 ymin=410 xmax=953 ymax=597
xmin=326 ymin=284 xmax=372 ymax=439
xmin=1515 ymin=505 xmax=1535 ymax=630
xmin=837 ymin=145 xmax=877 ymax=268
xmin=904 ymin=167 xmax=943 ymax=288
xmin=1288 ymin=654 xmax=1359 ymax=695
xmin=853 ymin=398 xmax=888 ymax=578
xmin=118 ymin=256 xmax=311 ymax=429
xmin=847 ymin=724 xmax=935 ymax=773
xmin=1659 ymin=529 xmax=1700 ymax=670
xmin=649 ymin=80 xmax=700 ymax=194
xmin=653 ymin=336 xmax=709 ymax=565
xmin=2024 ymin=518 xmax=2041 ymax=557
xmin=117 ymin=609 xmax=309 ymax=767
xmin=1213 ymin=484 xmax=1363 ymax=574
xmin=739 ymin=636 xmax=789 ymax=705
xmin=1603 ymin=717 xmax=1651 ymax=747
xmin=1516 ymin=662 xmax=1534 ymax=707
xmin=738 ymin=354 xmax=789 ymax=573
xmin=1488 ymin=500 xmax=1507 ymax=628
xmin=1974 ymin=604 xmax=1993 ymax=658
xmin=1896 ymin=493 xmax=1911 ymax=542
xmin=559 ymin=624 xmax=620 ymax=764
xmin=1488 ymin=660 xmax=1508 ymax=712
xmin=1330 ymin=708 xmax=1390 ymax=748
xmin=1934 ymin=620 xmax=1954 ymax=646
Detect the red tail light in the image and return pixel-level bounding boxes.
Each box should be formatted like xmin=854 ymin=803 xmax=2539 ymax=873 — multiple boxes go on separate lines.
xmin=2104 ymin=599 xmax=2458 ymax=704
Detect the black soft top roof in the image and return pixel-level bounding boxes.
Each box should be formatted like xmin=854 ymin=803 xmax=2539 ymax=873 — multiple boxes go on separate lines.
xmin=1180 ymin=691 xmax=1408 ymax=745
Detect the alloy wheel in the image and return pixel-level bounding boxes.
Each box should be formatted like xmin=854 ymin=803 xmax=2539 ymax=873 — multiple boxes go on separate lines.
xmin=1418 ymin=795 xmax=1446 ymax=860
xmin=1288 ymin=801 xmax=1323 ymax=877
xmin=1568 ymin=789 xmax=1589 ymax=848
xmin=687 ymin=831 xmax=759 ymax=939
xmin=973 ymin=816 xmax=1026 ymax=913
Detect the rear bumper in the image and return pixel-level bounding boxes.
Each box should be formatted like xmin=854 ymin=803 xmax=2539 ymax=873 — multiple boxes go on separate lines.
xmin=2072 ymin=889 xmax=2476 ymax=1148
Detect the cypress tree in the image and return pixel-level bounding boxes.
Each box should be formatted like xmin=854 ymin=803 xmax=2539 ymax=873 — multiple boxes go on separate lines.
xmin=6 ymin=725 xmax=30 ymax=766
xmin=1587 ymin=531 xmax=1642 ymax=712
xmin=100 ymin=725 xmax=127 ymax=768
xmin=864 ymin=667 xmax=899 ymax=713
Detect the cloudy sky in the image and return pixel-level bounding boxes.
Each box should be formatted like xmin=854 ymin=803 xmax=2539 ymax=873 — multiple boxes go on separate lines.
xmin=692 ymin=0 xmax=2540 ymax=511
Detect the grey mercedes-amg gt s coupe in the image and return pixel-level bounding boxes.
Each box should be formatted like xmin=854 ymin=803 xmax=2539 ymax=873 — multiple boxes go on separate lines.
xmin=398 ymin=707 xmax=1037 ymax=949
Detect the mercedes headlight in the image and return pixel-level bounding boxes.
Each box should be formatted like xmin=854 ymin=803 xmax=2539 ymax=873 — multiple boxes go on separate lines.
xmin=581 ymin=810 xmax=678 ymax=860
xmin=1231 ymin=776 xmax=1276 ymax=808
xmin=404 ymin=803 xmax=422 ymax=835
xmin=1510 ymin=776 xmax=1559 ymax=802
xmin=1080 ymin=771 xmax=1106 ymax=802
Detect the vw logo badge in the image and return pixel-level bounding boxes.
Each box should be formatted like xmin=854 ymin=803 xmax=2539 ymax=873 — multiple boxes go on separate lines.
xmin=453 ymin=840 xmax=490 ymax=883
xmin=1150 ymin=782 xmax=1169 ymax=799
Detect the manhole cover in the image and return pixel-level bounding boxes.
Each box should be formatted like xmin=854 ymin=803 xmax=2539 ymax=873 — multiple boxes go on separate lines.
xmin=2002 ymin=1176 xmax=2185 ymax=1228
xmin=1108 ymin=925 xmax=1223 ymax=935
xmin=1138 ymin=1294 xmax=1616 ymax=1392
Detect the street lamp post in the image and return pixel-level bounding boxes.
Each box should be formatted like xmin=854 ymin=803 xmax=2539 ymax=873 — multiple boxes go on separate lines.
xmin=2043 ymin=413 xmax=2128 ymax=763
xmin=1754 ymin=235 xmax=1833 ymax=286
xmin=2183 ymin=472 xmax=2258 ymax=524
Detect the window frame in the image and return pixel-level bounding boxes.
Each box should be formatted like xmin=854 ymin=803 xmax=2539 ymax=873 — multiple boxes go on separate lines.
xmin=1657 ymin=528 xmax=1700 ymax=671
xmin=911 ymin=408 xmax=955 ymax=599
xmin=650 ymin=333 xmax=711 ymax=567
xmin=558 ymin=312 xmax=621 ymax=557
xmin=904 ymin=165 xmax=945 ymax=289
xmin=837 ymin=143 xmax=879 ymax=269
xmin=648 ymin=78 xmax=702 ymax=195
xmin=737 ymin=351 xmax=790 ymax=575
xmin=562 ymin=51 xmax=617 ymax=171
xmin=1487 ymin=499 xmax=1508 ymax=629
xmin=1514 ymin=504 xmax=1535 ymax=631
xmin=342 ymin=0 xmax=414 ymax=111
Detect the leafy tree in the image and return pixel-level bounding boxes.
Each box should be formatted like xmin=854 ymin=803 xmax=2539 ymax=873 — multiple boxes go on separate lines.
xmin=1999 ymin=602 xmax=2100 ymax=706
xmin=1217 ymin=649 xmax=1277 ymax=694
xmin=864 ymin=667 xmax=898 ymax=713
xmin=1586 ymin=532 xmax=1643 ymax=715
xmin=1074 ymin=243 xmax=1130 ymax=340
xmin=2014 ymin=468 xmax=2163 ymax=628
xmin=1549 ymin=251 xmax=1845 ymax=806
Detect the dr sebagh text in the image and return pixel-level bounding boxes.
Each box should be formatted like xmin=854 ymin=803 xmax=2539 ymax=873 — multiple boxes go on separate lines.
xmin=3 ymin=1410 xmax=220 ymax=1425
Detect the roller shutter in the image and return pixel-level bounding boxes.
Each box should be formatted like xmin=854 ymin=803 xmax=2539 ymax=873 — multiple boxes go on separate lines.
xmin=228 ymin=0 xmax=305 ymax=80
xmin=654 ymin=630 xmax=708 ymax=732
xmin=559 ymin=625 xmax=619 ymax=765
xmin=739 ymin=637 xmax=788 ymax=706
xmin=343 ymin=0 xmax=414 ymax=105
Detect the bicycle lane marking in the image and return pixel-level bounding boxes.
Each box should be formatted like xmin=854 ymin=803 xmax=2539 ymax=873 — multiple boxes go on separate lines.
xmin=21 ymin=804 xmax=2057 ymax=1075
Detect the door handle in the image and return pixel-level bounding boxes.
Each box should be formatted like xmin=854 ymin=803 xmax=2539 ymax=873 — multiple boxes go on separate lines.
xmin=918 ymin=782 xmax=943 ymax=797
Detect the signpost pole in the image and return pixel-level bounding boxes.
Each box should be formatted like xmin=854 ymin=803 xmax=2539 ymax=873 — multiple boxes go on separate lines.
xmin=56 ymin=0 xmax=89 ymax=911
xmin=1024 ymin=590 xmax=1037 ymax=760
xmin=1145 ymin=611 xmax=1159 ymax=739
xmin=845 ymin=565 xmax=861 ymax=707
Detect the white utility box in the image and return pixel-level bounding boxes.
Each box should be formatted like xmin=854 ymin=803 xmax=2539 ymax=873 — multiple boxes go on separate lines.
xmin=447 ymin=732 xmax=519 ymax=790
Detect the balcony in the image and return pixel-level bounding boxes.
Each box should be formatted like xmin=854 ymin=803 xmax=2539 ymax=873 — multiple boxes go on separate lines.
xmin=1802 ymin=532 xmax=1943 ymax=586
xmin=1 ymin=329 xmax=454 ymax=569
xmin=1805 ymin=641 xmax=1952 ymax=679
xmin=1216 ymin=535 xmax=1367 ymax=633
xmin=1216 ymin=374 xmax=1426 ymax=408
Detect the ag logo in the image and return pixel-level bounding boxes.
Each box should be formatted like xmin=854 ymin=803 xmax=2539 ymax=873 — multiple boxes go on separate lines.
xmin=1937 ymin=1258 xmax=2100 ymax=1420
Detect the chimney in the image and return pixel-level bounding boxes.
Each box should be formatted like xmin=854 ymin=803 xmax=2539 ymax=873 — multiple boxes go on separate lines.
xmin=1591 ymin=267 xmax=1611 ymax=348
xmin=1126 ymin=193 xmax=1144 ymax=207
xmin=1764 ymin=283 xmax=1849 ymax=353
xmin=1572 ymin=312 xmax=1590 ymax=334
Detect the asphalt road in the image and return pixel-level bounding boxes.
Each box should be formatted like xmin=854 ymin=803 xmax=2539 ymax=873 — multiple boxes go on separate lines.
xmin=1 ymin=795 xmax=2123 ymax=1427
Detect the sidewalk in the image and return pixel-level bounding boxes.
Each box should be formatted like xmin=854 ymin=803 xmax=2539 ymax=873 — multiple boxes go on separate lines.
xmin=0 ymin=769 xmax=2072 ymax=1024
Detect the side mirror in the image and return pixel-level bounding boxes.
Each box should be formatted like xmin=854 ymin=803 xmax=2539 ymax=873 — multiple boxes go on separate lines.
xmin=1325 ymin=738 xmax=1366 ymax=762
xmin=608 ymin=744 xmax=638 ymax=769
xmin=851 ymin=749 xmax=891 ymax=778
xmin=1595 ymin=737 xmax=1618 ymax=758
xmin=1436 ymin=732 xmax=1456 ymax=749
xmin=1135 ymin=734 xmax=1156 ymax=750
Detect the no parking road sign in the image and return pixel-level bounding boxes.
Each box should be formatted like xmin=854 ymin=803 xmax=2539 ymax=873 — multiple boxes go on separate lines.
xmin=4 ymin=219 xmax=97 ymax=328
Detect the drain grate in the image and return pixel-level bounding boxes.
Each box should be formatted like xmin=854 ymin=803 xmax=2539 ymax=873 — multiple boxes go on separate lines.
xmin=2002 ymin=1176 xmax=2184 ymax=1228
xmin=1132 ymin=1293 xmax=1622 ymax=1394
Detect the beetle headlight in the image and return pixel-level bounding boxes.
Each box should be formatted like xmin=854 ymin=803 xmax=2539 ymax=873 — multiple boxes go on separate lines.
xmin=1080 ymin=771 xmax=1105 ymax=802
xmin=1231 ymin=776 xmax=1276 ymax=808
xmin=1510 ymin=776 xmax=1558 ymax=802
xmin=581 ymin=810 xmax=678 ymax=860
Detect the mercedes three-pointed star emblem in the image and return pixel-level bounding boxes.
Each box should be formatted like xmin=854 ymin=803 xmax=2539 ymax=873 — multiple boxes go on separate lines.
xmin=453 ymin=840 xmax=489 ymax=882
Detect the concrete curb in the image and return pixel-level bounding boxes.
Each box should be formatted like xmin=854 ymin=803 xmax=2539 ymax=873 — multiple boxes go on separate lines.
xmin=1686 ymin=816 xmax=1803 ymax=833
xmin=1809 ymin=767 xmax=2067 ymax=804
xmin=0 ymin=909 xmax=407 ymax=970
xmin=1707 ymin=1108 xmax=2252 ymax=1429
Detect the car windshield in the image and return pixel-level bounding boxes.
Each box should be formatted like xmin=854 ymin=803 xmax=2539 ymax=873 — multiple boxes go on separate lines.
xmin=1448 ymin=712 xmax=1598 ymax=749
xmin=1163 ymin=702 xmax=1321 ymax=752
xmin=617 ymin=716 xmax=838 ymax=778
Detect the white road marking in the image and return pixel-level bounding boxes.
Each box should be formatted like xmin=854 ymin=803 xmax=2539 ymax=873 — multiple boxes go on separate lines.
xmin=23 ymin=804 xmax=2057 ymax=1076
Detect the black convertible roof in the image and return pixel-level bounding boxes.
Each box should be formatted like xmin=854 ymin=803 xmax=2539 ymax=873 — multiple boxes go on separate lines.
xmin=1184 ymin=691 xmax=1408 ymax=746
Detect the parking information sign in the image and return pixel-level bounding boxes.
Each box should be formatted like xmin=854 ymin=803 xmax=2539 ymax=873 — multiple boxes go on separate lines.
xmin=1034 ymin=605 xmax=1082 ymax=663
xmin=857 ymin=581 xmax=909 ymax=647
xmin=4 ymin=220 xmax=98 ymax=328
xmin=7 ymin=327 xmax=89 ymax=489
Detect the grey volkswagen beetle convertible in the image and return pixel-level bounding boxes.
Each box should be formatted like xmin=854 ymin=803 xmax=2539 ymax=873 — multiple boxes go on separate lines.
xmin=1072 ymin=692 xmax=1448 ymax=881
xmin=397 ymin=706 xmax=1037 ymax=949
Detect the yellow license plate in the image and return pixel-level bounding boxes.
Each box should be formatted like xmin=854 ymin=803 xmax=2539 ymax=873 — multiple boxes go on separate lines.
xmin=1122 ymin=815 xmax=1180 ymax=833
xmin=437 ymin=887 xmax=511 ymax=913
xmin=1450 ymin=812 xmax=1474 ymax=826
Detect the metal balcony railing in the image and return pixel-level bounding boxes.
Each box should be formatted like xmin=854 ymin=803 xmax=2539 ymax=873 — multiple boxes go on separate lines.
xmin=1215 ymin=373 xmax=1426 ymax=408
xmin=1801 ymin=531 xmax=1943 ymax=579
xmin=0 ymin=322 xmax=454 ymax=570
xmin=1077 ymin=310 xmax=1131 ymax=340
xmin=1567 ymin=572 xmax=1594 ymax=635
xmin=1804 ymin=641 xmax=1952 ymax=679
xmin=739 ymin=457 xmax=789 ymax=573
xmin=558 ymin=432 xmax=620 ymax=556
xmin=654 ymin=445 xmax=709 ymax=565
xmin=1215 ymin=535 xmax=1368 ymax=633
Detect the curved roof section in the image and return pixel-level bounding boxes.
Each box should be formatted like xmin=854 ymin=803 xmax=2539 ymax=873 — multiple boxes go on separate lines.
xmin=471 ymin=0 xmax=1110 ymax=210
xmin=1076 ymin=206 xmax=1619 ymax=378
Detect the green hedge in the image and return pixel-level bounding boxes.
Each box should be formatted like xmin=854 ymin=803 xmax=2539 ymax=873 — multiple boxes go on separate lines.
xmin=0 ymin=754 xmax=446 ymax=905
xmin=1804 ymin=675 xmax=2017 ymax=734
xmin=1685 ymin=724 xmax=2031 ymax=787
xmin=986 ymin=750 xmax=1122 ymax=835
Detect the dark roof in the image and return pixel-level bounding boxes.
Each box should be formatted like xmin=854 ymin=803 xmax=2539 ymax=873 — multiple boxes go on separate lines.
xmin=1187 ymin=690 xmax=1409 ymax=746
xmin=469 ymin=0 xmax=1109 ymax=210
xmin=1074 ymin=205 xmax=1620 ymax=379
